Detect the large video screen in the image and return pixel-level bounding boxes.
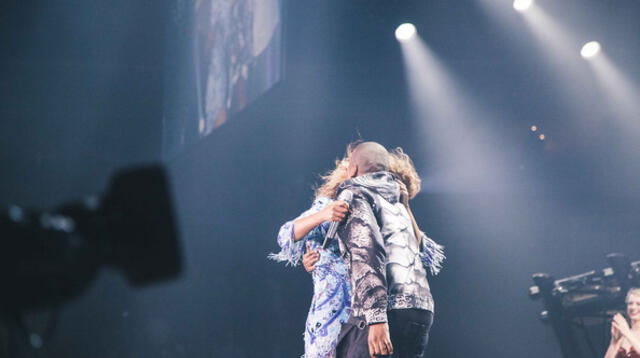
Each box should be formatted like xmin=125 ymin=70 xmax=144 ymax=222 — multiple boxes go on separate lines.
xmin=164 ymin=0 xmax=282 ymax=157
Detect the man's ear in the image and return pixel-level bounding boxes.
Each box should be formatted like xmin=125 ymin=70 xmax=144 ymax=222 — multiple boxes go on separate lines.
xmin=348 ymin=164 xmax=358 ymax=178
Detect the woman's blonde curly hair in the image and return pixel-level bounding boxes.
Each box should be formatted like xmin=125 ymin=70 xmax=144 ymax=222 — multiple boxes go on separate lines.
xmin=314 ymin=142 xmax=422 ymax=200
xmin=626 ymin=288 xmax=640 ymax=304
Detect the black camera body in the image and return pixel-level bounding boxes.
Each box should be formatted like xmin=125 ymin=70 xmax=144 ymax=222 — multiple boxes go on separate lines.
xmin=1 ymin=165 xmax=182 ymax=310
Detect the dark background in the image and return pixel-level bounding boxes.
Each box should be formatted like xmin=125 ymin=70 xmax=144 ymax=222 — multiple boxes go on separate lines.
xmin=1 ymin=0 xmax=639 ymax=357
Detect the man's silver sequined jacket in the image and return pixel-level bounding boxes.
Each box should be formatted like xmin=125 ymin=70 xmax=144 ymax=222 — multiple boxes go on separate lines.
xmin=337 ymin=171 xmax=434 ymax=325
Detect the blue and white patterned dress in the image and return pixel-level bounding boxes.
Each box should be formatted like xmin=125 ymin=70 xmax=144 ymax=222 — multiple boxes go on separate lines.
xmin=269 ymin=197 xmax=352 ymax=358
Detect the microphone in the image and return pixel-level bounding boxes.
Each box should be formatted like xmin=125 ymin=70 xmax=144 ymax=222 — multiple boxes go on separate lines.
xmin=322 ymin=189 xmax=353 ymax=249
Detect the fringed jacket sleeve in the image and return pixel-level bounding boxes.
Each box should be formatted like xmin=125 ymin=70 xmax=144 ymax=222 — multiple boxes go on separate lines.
xmin=339 ymin=193 xmax=388 ymax=325
xmin=268 ymin=197 xmax=331 ymax=266
xmin=419 ymin=232 xmax=445 ymax=276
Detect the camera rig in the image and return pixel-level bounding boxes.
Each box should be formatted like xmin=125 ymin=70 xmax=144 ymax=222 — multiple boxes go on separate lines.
xmin=529 ymin=253 xmax=640 ymax=358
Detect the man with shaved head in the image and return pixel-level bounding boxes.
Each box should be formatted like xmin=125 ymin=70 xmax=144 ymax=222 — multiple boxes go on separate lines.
xmin=335 ymin=142 xmax=436 ymax=358
xmin=348 ymin=142 xmax=391 ymax=176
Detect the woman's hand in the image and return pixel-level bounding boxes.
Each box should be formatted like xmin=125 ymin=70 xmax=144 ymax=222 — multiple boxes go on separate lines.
xmin=397 ymin=180 xmax=409 ymax=207
xmin=606 ymin=314 xmax=629 ymax=358
xmin=611 ymin=319 xmax=623 ymax=342
xmin=320 ymin=200 xmax=349 ymax=222
xmin=302 ymin=241 xmax=320 ymax=272
xmin=613 ymin=313 xmax=632 ymax=337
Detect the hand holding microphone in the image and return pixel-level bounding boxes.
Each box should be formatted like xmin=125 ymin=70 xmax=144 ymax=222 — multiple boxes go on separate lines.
xmin=323 ymin=190 xmax=353 ymax=248
xmin=321 ymin=200 xmax=350 ymax=223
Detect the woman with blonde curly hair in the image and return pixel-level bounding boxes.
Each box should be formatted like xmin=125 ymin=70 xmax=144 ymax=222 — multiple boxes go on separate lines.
xmin=605 ymin=288 xmax=640 ymax=358
xmin=269 ymin=142 xmax=444 ymax=358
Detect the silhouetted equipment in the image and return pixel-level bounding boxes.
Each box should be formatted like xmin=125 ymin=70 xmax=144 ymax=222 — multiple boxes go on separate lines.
xmin=529 ymin=253 xmax=640 ymax=358
xmin=0 ymin=164 xmax=182 ymax=310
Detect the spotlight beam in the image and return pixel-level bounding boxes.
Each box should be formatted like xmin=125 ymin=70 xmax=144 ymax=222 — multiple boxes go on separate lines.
xmin=399 ymin=36 xmax=519 ymax=194
xmin=588 ymin=53 xmax=640 ymax=132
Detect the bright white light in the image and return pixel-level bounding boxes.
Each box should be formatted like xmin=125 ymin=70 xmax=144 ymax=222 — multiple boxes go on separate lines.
xmin=513 ymin=0 xmax=534 ymax=12
xmin=581 ymin=41 xmax=601 ymax=59
xmin=395 ymin=23 xmax=417 ymax=42
xmin=530 ymin=125 xmax=538 ymax=132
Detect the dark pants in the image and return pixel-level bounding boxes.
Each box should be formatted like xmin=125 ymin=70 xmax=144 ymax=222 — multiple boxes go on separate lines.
xmin=336 ymin=309 xmax=433 ymax=358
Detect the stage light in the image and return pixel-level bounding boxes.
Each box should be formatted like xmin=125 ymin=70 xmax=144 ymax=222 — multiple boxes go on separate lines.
xmin=581 ymin=41 xmax=601 ymax=59
xmin=531 ymin=125 xmax=538 ymax=132
xmin=395 ymin=23 xmax=417 ymax=42
xmin=539 ymin=134 xmax=546 ymax=141
xmin=513 ymin=0 xmax=534 ymax=12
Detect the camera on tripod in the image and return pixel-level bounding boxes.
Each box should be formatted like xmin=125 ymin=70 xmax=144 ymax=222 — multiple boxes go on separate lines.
xmin=529 ymin=253 xmax=640 ymax=358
